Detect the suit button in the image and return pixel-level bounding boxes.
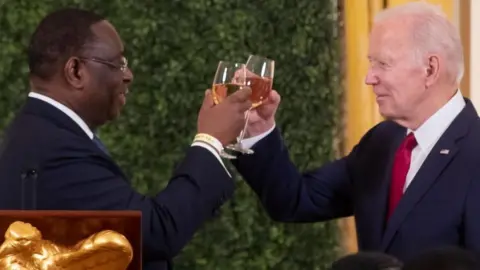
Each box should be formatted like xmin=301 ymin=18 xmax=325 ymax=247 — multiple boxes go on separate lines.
xmin=21 ymin=169 xmax=38 ymax=180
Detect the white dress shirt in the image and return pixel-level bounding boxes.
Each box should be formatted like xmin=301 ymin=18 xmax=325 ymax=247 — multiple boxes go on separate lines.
xmin=404 ymin=89 xmax=465 ymax=191
xmin=28 ymin=92 xmax=231 ymax=177
xmin=240 ymin=90 xmax=466 ymax=193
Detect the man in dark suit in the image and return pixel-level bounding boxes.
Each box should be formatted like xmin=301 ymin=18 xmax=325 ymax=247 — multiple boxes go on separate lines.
xmin=232 ymin=2 xmax=480 ymax=262
xmin=0 ymin=8 xmax=252 ymax=270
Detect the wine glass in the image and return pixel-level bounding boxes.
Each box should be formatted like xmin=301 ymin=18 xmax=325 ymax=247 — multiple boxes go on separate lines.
xmin=211 ymin=61 xmax=247 ymax=159
xmin=226 ymin=55 xmax=275 ymax=154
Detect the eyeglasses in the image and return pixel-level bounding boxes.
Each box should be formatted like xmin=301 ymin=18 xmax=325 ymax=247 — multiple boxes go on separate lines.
xmin=79 ymin=56 xmax=128 ymax=72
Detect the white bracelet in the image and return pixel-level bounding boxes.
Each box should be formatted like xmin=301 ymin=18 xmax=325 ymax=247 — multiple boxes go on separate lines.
xmin=193 ymin=133 xmax=224 ymax=154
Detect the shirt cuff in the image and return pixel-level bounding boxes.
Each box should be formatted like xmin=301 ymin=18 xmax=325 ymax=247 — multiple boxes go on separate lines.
xmin=240 ymin=123 xmax=276 ymax=149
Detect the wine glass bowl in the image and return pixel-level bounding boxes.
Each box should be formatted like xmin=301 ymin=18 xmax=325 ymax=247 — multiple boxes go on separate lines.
xmin=245 ymin=55 xmax=275 ymax=108
xmin=212 ymin=61 xmax=246 ymax=105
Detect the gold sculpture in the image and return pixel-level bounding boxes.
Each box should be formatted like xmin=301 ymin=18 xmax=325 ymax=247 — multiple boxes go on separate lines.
xmin=0 ymin=221 xmax=133 ymax=269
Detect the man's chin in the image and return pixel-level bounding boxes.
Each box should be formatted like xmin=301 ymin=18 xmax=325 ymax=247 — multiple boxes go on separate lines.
xmin=378 ymin=108 xmax=394 ymax=120
xmin=109 ymin=112 xmax=121 ymax=121
xmin=106 ymin=109 xmax=122 ymax=122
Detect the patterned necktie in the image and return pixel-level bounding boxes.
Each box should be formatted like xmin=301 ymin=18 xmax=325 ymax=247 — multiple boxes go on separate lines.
xmin=92 ymin=134 xmax=109 ymax=155
xmin=387 ymin=132 xmax=417 ymax=220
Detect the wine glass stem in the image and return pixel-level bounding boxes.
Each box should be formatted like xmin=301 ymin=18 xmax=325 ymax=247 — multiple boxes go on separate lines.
xmin=238 ymin=109 xmax=251 ymax=142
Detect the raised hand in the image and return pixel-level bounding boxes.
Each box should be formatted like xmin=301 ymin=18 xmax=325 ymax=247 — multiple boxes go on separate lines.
xmin=245 ymin=90 xmax=281 ymax=138
xmin=197 ymin=87 xmax=252 ymax=145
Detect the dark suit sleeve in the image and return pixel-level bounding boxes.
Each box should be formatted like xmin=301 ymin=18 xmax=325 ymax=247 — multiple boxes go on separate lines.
xmin=232 ymin=128 xmax=355 ymax=222
xmin=464 ymin=176 xmax=480 ymax=251
xmin=42 ymin=143 xmax=233 ymax=261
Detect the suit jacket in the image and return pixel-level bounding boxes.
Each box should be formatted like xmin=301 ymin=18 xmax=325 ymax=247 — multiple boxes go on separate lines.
xmin=233 ymin=99 xmax=480 ymax=262
xmin=0 ymin=98 xmax=234 ymax=270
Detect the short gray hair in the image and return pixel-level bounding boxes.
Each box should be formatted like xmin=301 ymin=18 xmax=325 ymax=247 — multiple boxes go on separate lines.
xmin=374 ymin=1 xmax=464 ymax=84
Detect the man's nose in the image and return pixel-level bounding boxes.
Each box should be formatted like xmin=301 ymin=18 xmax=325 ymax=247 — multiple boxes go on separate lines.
xmin=365 ymin=69 xmax=379 ymax=85
xmin=123 ymin=68 xmax=134 ymax=84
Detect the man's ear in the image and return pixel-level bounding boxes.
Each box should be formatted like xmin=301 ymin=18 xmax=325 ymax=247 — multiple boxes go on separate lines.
xmin=64 ymin=57 xmax=86 ymax=89
xmin=425 ymin=54 xmax=440 ymax=88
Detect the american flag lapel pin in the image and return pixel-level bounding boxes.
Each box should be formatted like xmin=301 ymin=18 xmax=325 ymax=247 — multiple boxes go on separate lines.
xmin=440 ymin=149 xmax=450 ymax=155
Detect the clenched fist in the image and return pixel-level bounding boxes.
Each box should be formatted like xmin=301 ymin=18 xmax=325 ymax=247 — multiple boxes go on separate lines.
xmin=197 ymin=87 xmax=252 ymax=145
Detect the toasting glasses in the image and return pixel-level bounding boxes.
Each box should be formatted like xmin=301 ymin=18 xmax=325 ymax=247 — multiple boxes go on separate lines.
xmin=211 ymin=55 xmax=275 ymax=159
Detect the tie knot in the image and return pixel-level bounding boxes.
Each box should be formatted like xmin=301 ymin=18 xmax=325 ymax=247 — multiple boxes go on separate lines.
xmin=404 ymin=132 xmax=417 ymax=151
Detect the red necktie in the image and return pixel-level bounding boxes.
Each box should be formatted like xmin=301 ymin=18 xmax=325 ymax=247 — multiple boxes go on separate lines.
xmin=387 ymin=132 xmax=417 ymax=220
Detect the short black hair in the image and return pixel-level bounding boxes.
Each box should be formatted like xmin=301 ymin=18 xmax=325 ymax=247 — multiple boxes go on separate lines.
xmin=27 ymin=8 xmax=105 ymax=80
xmin=330 ymin=252 xmax=403 ymax=270
xmin=403 ymin=246 xmax=480 ymax=270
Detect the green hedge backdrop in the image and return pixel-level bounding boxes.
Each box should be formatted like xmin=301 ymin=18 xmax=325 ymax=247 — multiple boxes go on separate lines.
xmin=0 ymin=0 xmax=344 ymax=269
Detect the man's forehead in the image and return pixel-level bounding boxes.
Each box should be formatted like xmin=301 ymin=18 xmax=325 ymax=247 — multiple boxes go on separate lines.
xmin=370 ymin=22 xmax=411 ymax=49
xmin=372 ymin=16 xmax=415 ymax=38
xmin=368 ymin=24 xmax=412 ymax=60
xmin=88 ymin=20 xmax=124 ymax=54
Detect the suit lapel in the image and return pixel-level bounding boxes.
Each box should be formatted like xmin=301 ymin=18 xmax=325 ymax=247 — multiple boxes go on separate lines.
xmin=380 ymin=136 xmax=458 ymax=250
xmin=380 ymin=100 xmax=476 ymax=250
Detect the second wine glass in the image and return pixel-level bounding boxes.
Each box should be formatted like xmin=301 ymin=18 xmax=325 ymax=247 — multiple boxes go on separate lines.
xmin=226 ymin=55 xmax=275 ymax=154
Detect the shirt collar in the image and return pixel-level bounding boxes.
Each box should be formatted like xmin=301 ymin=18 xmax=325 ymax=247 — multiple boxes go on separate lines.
xmin=408 ymin=89 xmax=465 ymax=153
xmin=28 ymin=92 xmax=94 ymax=139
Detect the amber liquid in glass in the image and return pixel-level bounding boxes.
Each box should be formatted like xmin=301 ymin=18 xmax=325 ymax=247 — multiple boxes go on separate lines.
xmin=247 ymin=76 xmax=272 ymax=107
xmin=212 ymin=77 xmax=271 ymax=106
xmin=212 ymin=83 xmax=244 ymax=104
